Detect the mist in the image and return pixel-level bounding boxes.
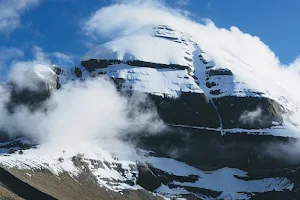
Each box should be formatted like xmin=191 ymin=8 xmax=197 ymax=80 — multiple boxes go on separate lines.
xmin=0 ymin=48 xmax=166 ymax=150
xmin=239 ymin=107 xmax=263 ymax=125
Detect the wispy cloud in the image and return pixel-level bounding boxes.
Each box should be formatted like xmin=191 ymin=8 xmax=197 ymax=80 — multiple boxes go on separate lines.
xmin=8 ymin=45 xmax=52 ymax=91
xmin=175 ymin=0 xmax=190 ymax=6
xmin=0 ymin=0 xmax=41 ymax=34
xmin=0 ymin=46 xmax=24 ymax=68
xmin=239 ymin=107 xmax=263 ymax=125
xmin=0 ymin=46 xmax=165 ymax=147
xmin=51 ymin=52 xmax=75 ymax=67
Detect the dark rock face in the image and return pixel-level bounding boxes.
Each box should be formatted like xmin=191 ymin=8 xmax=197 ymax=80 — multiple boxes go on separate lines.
xmin=206 ymin=81 xmax=217 ymax=88
xmin=149 ymin=92 xmax=219 ymax=128
xmin=208 ymin=68 xmax=233 ymax=76
xmin=213 ymin=96 xmax=285 ymax=129
xmin=112 ymin=78 xmax=126 ymax=90
xmin=240 ymin=167 xmax=300 ymax=199
xmin=74 ymin=67 xmax=83 ymax=78
xmin=0 ymin=131 xmax=13 ymax=142
xmin=52 ymin=67 xmax=62 ymax=75
xmin=6 ymin=66 xmax=57 ymax=112
xmin=0 ymin=67 xmax=57 ymax=141
xmin=0 ymin=82 xmax=54 ymax=141
xmin=136 ymin=162 xmax=224 ymax=198
xmin=108 ymin=75 xmax=286 ymax=132
xmin=132 ymin=126 xmax=300 ymax=170
xmin=84 ymin=57 xmax=286 ymax=132
xmin=250 ymin=191 xmax=300 ymax=200
xmin=137 ymin=163 xmax=161 ymax=191
xmin=81 ymin=59 xmax=188 ymax=72
xmin=7 ymin=82 xmax=52 ymax=111
xmin=6 ymin=66 xmax=57 ymax=111
xmin=126 ymin=60 xmax=188 ymax=70
xmin=81 ymin=59 xmax=122 ymax=72
xmin=137 ymin=162 xmax=222 ymax=198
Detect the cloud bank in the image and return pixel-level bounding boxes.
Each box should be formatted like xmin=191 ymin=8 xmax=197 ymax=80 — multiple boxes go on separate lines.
xmin=0 ymin=46 xmax=165 ymax=149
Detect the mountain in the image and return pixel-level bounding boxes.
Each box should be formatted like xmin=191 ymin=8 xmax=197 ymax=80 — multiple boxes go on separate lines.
xmin=0 ymin=24 xmax=300 ymax=200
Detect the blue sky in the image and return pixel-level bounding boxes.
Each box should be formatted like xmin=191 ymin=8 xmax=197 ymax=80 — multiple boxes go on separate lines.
xmin=0 ymin=0 xmax=299 ymax=70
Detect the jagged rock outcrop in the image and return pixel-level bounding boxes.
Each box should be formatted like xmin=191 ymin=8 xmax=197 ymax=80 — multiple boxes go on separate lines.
xmin=81 ymin=59 xmax=188 ymax=72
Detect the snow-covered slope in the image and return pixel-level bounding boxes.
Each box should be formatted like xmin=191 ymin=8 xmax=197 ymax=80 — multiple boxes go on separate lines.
xmin=81 ymin=24 xmax=297 ymax=109
xmin=1 ymin=18 xmax=300 ymax=200
xmin=80 ymin=24 xmax=300 ymax=136
xmin=82 ymin=35 xmax=193 ymax=69
xmin=11 ymin=64 xmax=57 ymax=92
xmin=81 ymin=26 xmax=201 ymax=98
xmin=0 ymin=138 xmax=296 ymax=200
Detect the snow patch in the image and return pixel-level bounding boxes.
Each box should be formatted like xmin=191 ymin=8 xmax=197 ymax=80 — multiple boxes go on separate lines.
xmin=148 ymin=157 xmax=293 ymax=199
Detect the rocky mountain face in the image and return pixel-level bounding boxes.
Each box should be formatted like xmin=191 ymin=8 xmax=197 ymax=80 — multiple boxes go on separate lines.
xmin=0 ymin=25 xmax=300 ymax=200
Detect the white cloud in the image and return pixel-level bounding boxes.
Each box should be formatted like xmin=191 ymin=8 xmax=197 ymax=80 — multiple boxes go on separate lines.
xmin=0 ymin=46 xmax=165 ymax=148
xmin=175 ymin=0 xmax=190 ymax=6
xmin=51 ymin=52 xmax=75 ymax=66
xmin=288 ymin=56 xmax=300 ymax=71
xmin=7 ymin=47 xmax=75 ymax=87
xmin=8 ymin=46 xmax=53 ymax=91
xmin=1 ymin=77 xmax=165 ymax=148
xmin=82 ymin=1 xmax=184 ymax=39
xmin=239 ymin=107 xmax=262 ymax=124
xmin=0 ymin=0 xmax=41 ymax=34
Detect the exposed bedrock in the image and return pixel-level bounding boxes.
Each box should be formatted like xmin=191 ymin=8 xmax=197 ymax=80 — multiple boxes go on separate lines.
xmin=7 ymin=66 xmax=57 ymax=112
xmin=149 ymin=92 xmax=220 ymax=128
xmin=131 ymin=126 xmax=300 ymax=170
xmin=105 ymin=68 xmax=285 ymax=130
xmin=148 ymin=93 xmax=285 ymax=129
xmin=7 ymin=82 xmax=54 ymax=111
xmin=81 ymin=59 xmax=188 ymax=72
xmin=136 ymin=156 xmax=300 ymax=199
xmin=213 ymin=96 xmax=285 ymax=129
xmin=0 ymin=66 xmax=57 ymax=142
